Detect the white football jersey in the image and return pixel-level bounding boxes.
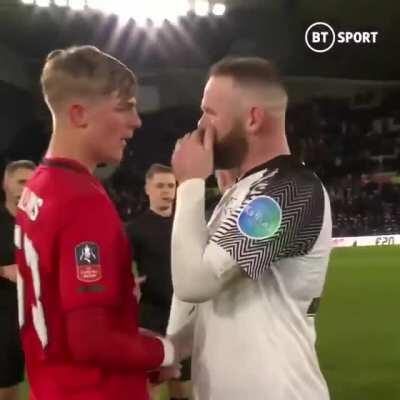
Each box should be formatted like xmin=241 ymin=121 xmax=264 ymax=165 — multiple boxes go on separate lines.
xmin=172 ymin=155 xmax=332 ymax=400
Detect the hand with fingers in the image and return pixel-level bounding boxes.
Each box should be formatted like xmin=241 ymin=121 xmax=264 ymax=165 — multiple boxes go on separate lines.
xmin=171 ymin=127 xmax=215 ymax=184
xmin=141 ymin=330 xmax=183 ymax=383
xmin=149 ymin=363 xmax=182 ymax=384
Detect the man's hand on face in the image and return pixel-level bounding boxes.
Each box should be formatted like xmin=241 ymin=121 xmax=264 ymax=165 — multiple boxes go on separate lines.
xmin=171 ymin=127 xmax=215 ymax=184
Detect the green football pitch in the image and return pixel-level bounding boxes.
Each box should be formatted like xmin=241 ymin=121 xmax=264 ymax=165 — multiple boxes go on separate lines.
xmin=21 ymin=245 xmax=400 ymax=400
xmin=317 ymin=245 xmax=400 ymax=400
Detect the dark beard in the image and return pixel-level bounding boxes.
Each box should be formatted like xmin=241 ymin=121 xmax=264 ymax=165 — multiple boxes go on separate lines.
xmin=214 ymin=123 xmax=248 ymax=169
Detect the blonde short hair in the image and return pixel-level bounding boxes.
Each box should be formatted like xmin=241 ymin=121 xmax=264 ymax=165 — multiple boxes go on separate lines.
xmin=145 ymin=164 xmax=173 ymax=181
xmin=41 ymin=45 xmax=137 ymax=111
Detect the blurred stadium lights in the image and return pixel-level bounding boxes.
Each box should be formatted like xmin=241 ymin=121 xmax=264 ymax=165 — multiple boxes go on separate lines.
xmin=88 ymin=0 xmax=117 ymax=14
xmin=69 ymin=0 xmax=85 ymax=10
xmin=35 ymin=0 xmax=51 ymax=6
xmin=19 ymin=0 xmax=227 ymax=21
xmin=212 ymin=2 xmax=226 ymax=16
xmin=194 ymin=0 xmax=210 ymax=17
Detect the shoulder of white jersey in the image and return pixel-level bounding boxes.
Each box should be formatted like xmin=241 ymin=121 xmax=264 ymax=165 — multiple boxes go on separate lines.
xmin=210 ymin=160 xmax=327 ymax=279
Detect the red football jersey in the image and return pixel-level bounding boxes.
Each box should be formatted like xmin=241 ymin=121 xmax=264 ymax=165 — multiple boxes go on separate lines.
xmin=15 ymin=158 xmax=163 ymax=400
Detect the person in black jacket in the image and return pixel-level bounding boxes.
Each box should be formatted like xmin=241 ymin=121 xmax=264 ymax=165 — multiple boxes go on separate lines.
xmin=127 ymin=163 xmax=190 ymax=400
xmin=0 ymin=160 xmax=35 ymax=400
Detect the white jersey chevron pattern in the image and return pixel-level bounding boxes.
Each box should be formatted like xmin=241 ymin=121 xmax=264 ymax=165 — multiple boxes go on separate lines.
xmin=211 ymin=165 xmax=324 ymax=279
xmin=187 ymin=155 xmax=332 ymax=400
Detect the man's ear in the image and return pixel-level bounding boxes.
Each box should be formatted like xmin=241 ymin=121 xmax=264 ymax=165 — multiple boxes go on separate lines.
xmin=69 ymin=103 xmax=89 ymax=128
xmin=144 ymin=181 xmax=150 ymax=197
xmin=246 ymin=106 xmax=265 ymax=135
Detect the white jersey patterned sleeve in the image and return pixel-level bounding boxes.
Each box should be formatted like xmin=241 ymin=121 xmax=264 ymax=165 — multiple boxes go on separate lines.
xmin=171 ymin=156 xmax=332 ymax=400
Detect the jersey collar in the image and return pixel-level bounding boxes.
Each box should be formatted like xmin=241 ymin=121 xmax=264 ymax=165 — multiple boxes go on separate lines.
xmin=41 ymin=157 xmax=91 ymax=175
xmin=240 ymin=154 xmax=302 ymax=181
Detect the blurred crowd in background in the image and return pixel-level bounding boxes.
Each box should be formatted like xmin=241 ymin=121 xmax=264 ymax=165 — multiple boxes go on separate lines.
xmin=103 ymin=95 xmax=400 ymax=237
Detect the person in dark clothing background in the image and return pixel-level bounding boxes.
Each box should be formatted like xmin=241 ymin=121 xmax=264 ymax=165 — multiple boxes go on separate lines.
xmin=0 ymin=160 xmax=35 ymax=400
xmin=127 ymin=163 xmax=191 ymax=400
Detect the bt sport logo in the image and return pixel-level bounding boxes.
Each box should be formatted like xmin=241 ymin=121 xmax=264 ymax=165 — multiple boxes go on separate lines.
xmin=305 ymin=22 xmax=378 ymax=53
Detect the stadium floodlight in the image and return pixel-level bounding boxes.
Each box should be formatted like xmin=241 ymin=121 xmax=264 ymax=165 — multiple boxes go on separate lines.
xmin=54 ymin=0 xmax=68 ymax=6
xmin=165 ymin=0 xmax=191 ymax=23
xmin=134 ymin=16 xmax=148 ymax=28
xmin=21 ymin=0 xmax=35 ymax=4
xmin=134 ymin=1 xmax=189 ymax=27
xmin=153 ymin=1 xmax=186 ymax=24
xmin=141 ymin=4 xmax=167 ymax=25
xmin=87 ymin=0 xmax=114 ymax=13
xmin=194 ymin=0 xmax=210 ymax=17
xmin=212 ymin=3 xmax=226 ymax=16
xmin=69 ymin=0 xmax=86 ymax=11
xmin=175 ymin=1 xmax=191 ymax=16
xmin=86 ymin=0 xmax=192 ymax=25
xmin=36 ymin=0 xmax=51 ymax=6
xmin=150 ymin=16 xmax=164 ymax=28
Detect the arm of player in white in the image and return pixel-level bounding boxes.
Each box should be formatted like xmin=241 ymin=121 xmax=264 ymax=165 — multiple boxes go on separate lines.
xmin=166 ymin=295 xmax=197 ymax=361
xmin=172 ymin=179 xmax=240 ymax=303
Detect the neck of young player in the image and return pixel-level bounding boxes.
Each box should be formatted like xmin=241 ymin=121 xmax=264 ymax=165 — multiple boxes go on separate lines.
xmin=150 ymin=205 xmax=173 ymax=218
xmin=46 ymin=128 xmax=97 ymax=174
xmin=239 ymin=126 xmax=290 ymax=179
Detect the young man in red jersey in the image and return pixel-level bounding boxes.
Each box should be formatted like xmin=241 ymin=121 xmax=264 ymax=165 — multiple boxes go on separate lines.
xmin=15 ymin=46 xmax=178 ymax=400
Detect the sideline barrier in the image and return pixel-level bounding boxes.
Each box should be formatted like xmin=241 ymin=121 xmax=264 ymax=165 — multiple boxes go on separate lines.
xmin=332 ymin=235 xmax=400 ymax=248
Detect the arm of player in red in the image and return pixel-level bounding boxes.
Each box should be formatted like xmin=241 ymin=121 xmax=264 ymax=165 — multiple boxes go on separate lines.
xmin=66 ymin=307 xmax=174 ymax=371
xmin=59 ymin=195 xmax=175 ymax=371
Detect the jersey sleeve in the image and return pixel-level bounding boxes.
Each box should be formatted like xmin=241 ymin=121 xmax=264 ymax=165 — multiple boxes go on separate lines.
xmin=58 ymin=195 xmax=125 ymax=311
xmin=209 ymin=170 xmax=326 ymax=280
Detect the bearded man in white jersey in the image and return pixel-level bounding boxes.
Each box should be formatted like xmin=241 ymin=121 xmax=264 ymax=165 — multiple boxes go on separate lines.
xmin=167 ymin=57 xmax=332 ymax=400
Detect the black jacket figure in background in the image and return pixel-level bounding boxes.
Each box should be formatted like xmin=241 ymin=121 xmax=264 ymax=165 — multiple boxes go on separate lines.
xmin=126 ymin=164 xmax=176 ymax=334
xmin=128 ymin=209 xmax=174 ymax=333
xmin=0 ymin=160 xmax=35 ymax=400
xmin=127 ymin=164 xmax=193 ymax=399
